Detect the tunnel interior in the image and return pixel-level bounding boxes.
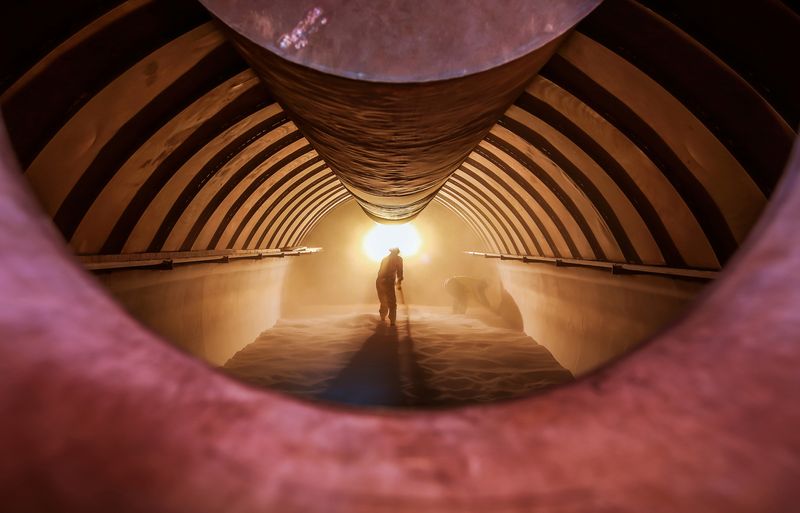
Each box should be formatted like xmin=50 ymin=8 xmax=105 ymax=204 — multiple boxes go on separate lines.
xmin=0 ymin=0 xmax=797 ymax=409
xmin=1 ymin=1 xmax=800 ymax=511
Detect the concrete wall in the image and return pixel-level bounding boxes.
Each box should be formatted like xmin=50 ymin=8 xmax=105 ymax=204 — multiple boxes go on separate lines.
xmin=499 ymin=261 xmax=706 ymax=375
xmin=95 ymin=258 xmax=290 ymax=365
xmin=91 ymin=229 xmax=704 ymax=375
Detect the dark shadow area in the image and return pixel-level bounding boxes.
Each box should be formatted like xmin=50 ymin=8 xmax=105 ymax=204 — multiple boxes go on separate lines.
xmin=398 ymin=331 xmax=437 ymax=407
xmin=495 ymin=288 xmax=524 ymax=331
xmin=318 ymin=322 xmax=437 ymax=408
xmin=223 ymin=307 xmax=573 ymax=407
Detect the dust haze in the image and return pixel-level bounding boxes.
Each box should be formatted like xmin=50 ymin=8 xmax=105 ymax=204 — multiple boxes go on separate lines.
xmin=282 ymin=200 xmax=502 ymax=317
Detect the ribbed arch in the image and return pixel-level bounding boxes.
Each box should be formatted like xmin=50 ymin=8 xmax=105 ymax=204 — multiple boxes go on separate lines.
xmin=245 ymin=164 xmax=338 ymax=248
xmin=174 ymin=127 xmax=307 ymax=251
xmin=556 ymin=33 xmax=765 ymax=243
xmin=437 ymin=188 xmax=507 ymax=253
xmin=452 ymin=166 xmax=542 ymax=255
xmin=213 ymin=154 xmax=324 ymax=249
xmin=517 ymin=79 xmax=719 ymax=268
xmin=71 ymin=70 xmax=268 ymax=253
xmin=259 ymin=175 xmax=343 ymax=249
xmin=539 ymin=57 xmax=746 ymax=265
xmin=1 ymin=0 xmax=210 ymax=168
xmin=435 ymin=0 xmax=790 ymax=270
xmin=431 ymin=196 xmax=495 ymax=253
xmin=461 ymin=159 xmax=560 ymax=257
xmin=273 ymin=185 xmax=350 ymax=248
xmin=444 ymin=176 xmax=520 ymax=254
xmin=0 ymin=0 xmax=794 ymax=271
xmin=143 ymin=107 xmax=291 ymax=252
xmin=583 ymin=0 xmax=796 ymax=190
xmin=226 ymin=157 xmax=326 ymax=248
xmin=498 ymin=111 xmax=652 ymax=262
xmin=295 ymin=194 xmax=355 ymax=244
xmin=472 ymin=144 xmax=590 ymax=257
xmin=513 ymin=89 xmax=685 ymax=265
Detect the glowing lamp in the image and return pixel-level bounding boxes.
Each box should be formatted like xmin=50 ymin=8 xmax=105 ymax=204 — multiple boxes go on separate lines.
xmin=362 ymin=223 xmax=421 ymax=262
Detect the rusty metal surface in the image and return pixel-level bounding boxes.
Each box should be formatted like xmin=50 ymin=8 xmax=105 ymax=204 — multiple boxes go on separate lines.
xmin=199 ymin=0 xmax=602 ymax=82
xmin=1 ymin=116 xmax=799 ymax=511
xmin=200 ymin=0 xmax=601 ymax=221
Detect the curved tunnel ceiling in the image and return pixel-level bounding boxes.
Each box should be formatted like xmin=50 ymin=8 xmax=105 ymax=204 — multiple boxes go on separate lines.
xmin=202 ymin=0 xmax=602 ymax=223
xmin=0 ymin=0 xmax=797 ymax=269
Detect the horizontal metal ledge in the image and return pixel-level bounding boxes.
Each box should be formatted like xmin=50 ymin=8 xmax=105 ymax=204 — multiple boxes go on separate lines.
xmin=80 ymin=248 xmax=322 ymax=273
xmin=465 ymin=251 xmax=720 ymax=281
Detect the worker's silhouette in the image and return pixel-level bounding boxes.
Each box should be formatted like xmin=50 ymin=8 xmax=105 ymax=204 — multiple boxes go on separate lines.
xmin=376 ymin=247 xmax=403 ymax=326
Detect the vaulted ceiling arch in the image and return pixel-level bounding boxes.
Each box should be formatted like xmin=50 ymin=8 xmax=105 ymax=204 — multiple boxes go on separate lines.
xmin=0 ymin=0 xmax=795 ymax=272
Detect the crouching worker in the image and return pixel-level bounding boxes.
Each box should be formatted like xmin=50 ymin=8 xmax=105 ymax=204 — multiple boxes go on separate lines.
xmin=444 ymin=276 xmax=489 ymax=314
xmin=376 ymin=247 xmax=403 ymax=326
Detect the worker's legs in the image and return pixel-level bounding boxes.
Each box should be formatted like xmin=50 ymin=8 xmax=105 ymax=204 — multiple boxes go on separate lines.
xmin=387 ymin=285 xmax=397 ymax=326
xmin=376 ymin=279 xmax=389 ymax=321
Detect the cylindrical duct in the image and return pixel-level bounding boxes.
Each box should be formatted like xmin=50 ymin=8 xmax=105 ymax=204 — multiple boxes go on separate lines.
xmin=199 ymin=0 xmax=602 ymax=222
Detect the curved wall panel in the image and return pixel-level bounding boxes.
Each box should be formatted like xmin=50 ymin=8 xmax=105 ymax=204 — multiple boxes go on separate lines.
xmin=1 ymin=0 xmax=795 ymax=270
xmin=1 ymin=2 xmax=351 ymax=256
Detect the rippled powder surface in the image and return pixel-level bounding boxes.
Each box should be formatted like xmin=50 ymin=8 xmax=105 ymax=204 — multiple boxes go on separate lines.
xmin=222 ymin=307 xmax=573 ymax=408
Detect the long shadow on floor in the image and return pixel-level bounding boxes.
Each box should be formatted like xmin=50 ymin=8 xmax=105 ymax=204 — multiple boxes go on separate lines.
xmin=318 ymin=323 xmax=435 ymax=407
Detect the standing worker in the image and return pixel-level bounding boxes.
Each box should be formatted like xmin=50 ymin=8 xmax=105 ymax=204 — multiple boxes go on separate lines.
xmin=376 ymin=247 xmax=403 ymax=326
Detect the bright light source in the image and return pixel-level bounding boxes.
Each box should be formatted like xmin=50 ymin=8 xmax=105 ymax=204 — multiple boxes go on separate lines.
xmin=362 ymin=223 xmax=421 ymax=262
